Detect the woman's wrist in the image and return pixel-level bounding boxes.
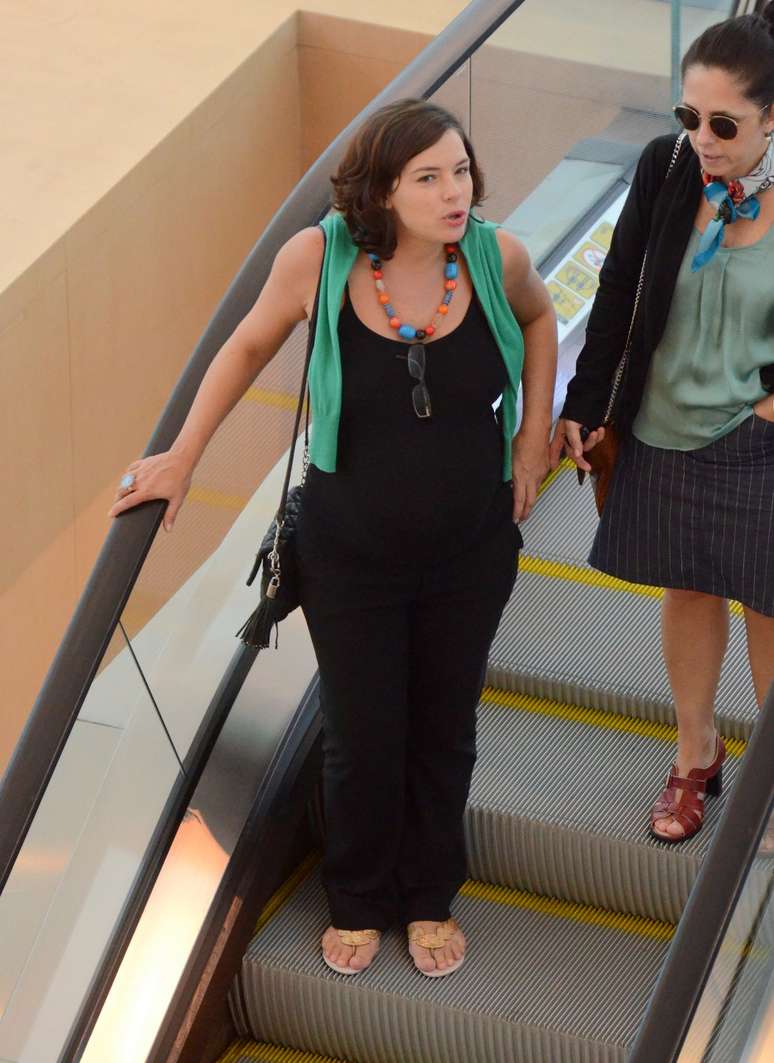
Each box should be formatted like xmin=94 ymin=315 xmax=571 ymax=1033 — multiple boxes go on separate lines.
xmin=514 ymin=416 xmax=551 ymax=445
xmin=170 ymin=435 xmax=204 ymax=469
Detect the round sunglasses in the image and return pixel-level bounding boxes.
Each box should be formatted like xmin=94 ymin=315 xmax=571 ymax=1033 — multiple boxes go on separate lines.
xmin=673 ymin=102 xmax=770 ymax=141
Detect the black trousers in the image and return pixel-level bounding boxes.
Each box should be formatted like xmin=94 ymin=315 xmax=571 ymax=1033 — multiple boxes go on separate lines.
xmin=297 ymin=504 xmax=520 ymax=930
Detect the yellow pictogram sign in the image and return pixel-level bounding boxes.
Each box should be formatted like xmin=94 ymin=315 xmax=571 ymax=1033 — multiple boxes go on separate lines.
xmin=547 ymin=280 xmax=584 ymax=324
xmin=591 ymin=221 xmax=614 ymax=250
xmin=573 ymin=241 xmax=607 ymax=274
xmin=556 ymin=261 xmax=599 ymax=300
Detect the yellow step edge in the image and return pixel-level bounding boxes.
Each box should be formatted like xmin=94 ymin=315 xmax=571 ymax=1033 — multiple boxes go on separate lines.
xmin=458 ymin=880 xmax=674 ymax=942
xmin=217 ymin=1039 xmax=348 ymax=1063
xmin=187 ymin=484 xmax=249 ymax=511
xmin=244 ymin=386 xmax=307 ymax=413
xmin=183 ymin=385 xmax=303 ymax=513
xmin=520 ymin=553 xmax=663 ymax=600
xmin=254 ymin=852 xmax=319 ymax=934
xmin=528 ymin=465 xmax=745 ymax=617
xmin=480 ymin=687 xmax=746 ymax=758
xmin=251 ymin=850 xmax=674 ymax=946
xmin=252 ymin=851 xmax=673 ymax=949
xmin=519 ymin=554 xmax=745 ymax=618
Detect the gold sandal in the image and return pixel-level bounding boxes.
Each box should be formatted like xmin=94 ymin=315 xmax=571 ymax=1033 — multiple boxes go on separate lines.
xmin=407 ymin=918 xmax=465 ymax=978
xmin=322 ymin=927 xmax=380 ymax=975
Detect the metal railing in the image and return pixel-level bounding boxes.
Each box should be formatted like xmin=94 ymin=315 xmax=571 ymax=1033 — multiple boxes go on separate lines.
xmin=629 ymin=680 xmax=774 ymax=1061
xmin=3 ymin=2 xmax=772 ymax=1058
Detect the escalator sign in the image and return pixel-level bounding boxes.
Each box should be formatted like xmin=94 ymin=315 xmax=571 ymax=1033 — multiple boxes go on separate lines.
xmin=591 ymin=221 xmax=613 ymax=250
xmin=555 ymin=261 xmax=599 ymax=300
xmin=573 ymin=241 xmax=607 ymax=274
xmin=547 ymin=280 xmax=584 ymax=325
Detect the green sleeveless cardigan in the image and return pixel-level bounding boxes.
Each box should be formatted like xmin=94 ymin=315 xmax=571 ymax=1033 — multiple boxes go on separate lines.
xmin=308 ymin=212 xmax=524 ymax=480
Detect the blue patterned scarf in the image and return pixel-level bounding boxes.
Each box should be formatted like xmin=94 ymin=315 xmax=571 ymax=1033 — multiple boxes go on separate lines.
xmin=692 ymin=136 xmax=774 ymax=271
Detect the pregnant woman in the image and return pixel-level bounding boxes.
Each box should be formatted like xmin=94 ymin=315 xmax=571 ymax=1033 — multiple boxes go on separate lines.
xmin=110 ymin=98 xmax=558 ymax=973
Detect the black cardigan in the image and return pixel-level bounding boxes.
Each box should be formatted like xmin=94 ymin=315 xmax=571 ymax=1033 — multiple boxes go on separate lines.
xmin=561 ymin=132 xmax=774 ymax=430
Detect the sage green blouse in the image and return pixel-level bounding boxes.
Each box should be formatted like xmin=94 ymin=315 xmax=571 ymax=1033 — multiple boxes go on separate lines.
xmin=633 ymin=224 xmax=774 ymax=451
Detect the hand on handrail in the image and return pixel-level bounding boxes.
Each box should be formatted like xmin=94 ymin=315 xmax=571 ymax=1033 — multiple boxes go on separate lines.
xmin=107 ymin=449 xmax=194 ymax=532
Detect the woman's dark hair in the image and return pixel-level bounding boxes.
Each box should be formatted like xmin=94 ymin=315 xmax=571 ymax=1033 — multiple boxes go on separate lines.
xmin=331 ymin=98 xmax=485 ymax=260
xmin=681 ymin=0 xmax=774 ymax=109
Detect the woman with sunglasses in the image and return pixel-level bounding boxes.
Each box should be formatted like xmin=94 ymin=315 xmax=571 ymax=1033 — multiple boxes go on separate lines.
xmin=551 ymin=5 xmax=774 ymax=845
xmin=109 ymin=99 xmax=557 ymax=975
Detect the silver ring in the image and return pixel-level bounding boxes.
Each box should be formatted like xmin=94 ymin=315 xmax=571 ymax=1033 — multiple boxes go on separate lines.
xmin=119 ymin=473 xmax=136 ymax=491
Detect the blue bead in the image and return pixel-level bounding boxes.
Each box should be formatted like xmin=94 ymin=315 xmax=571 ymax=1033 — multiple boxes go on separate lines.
xmin=445 ymin=263 xmax=458 ymax=279
xmin=385 ymin=304 xmax=396 ymax=317
xmin=367 ymin=252 xmax=378 ymax=261
xmin=398 ymin=324 xmax=417 ymax=340
xmin=443 ymin=291 xmax=454 ymax=305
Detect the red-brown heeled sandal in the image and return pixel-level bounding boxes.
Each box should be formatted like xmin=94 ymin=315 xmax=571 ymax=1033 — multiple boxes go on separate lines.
xmin=650 ymin=736 xmax=726 ymax=844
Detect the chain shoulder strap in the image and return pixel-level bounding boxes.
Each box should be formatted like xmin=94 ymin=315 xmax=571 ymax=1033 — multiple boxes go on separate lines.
xmin=602 ymin=132 xmax=687 ymax=424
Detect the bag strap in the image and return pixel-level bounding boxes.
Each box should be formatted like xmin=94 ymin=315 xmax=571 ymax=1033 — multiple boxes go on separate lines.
xmin=275 ymin=224 xmax=326 ymax=519
xmin=603 ymin=132 xmax=687 ymax=424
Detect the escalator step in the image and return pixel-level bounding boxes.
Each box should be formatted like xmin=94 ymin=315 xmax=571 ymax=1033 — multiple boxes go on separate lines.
xmin=237 ymin=865 xmax=672 ymax=1063
xmin=217 ymin=1039 xmax=353 ymax=1062
xmin=527 ymin=458 xmax=601 ymax=566
xmin=504 ymin=461 xmax=758 ymax=740
xmin=488 ymin=567 xmax=756 ymax=741
xmin=467 ymin=690 xmax=744 ymax=923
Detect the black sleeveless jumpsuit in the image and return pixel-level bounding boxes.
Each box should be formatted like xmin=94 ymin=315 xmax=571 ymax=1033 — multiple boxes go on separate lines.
xmin=296 ymin=288 xmax=522 ymax=931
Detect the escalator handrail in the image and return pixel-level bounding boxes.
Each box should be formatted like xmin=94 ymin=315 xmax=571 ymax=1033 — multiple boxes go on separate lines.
xmin=5 ymin=5 xmax=771 ymax=1060
xmin=0 ymin=0 xmax=525 ymax=893
xmin=628 ymin=680 xmax=774 ymax=1062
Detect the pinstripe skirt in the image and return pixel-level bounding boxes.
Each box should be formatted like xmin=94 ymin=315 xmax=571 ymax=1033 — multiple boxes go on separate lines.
xmin=589 ymin=412 xmax=774 ymax=617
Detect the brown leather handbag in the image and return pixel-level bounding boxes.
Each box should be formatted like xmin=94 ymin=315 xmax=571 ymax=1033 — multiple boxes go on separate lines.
xmin=579 ymin=132 xmax=686 ymax=516
xmin=583 ymin=426 xmax=621 ymax=516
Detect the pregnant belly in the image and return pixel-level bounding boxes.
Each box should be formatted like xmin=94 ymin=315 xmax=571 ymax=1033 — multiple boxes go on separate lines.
xmin=303 ymin=431 xmax=508 ymax=561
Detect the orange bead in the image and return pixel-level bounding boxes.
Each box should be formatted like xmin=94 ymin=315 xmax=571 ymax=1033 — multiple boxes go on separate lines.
xmin=379 ymin=293 xmax=390 ymax=305
xmin=389 ymin=317 xmax=401 ymax=328
xmin=424 ymin=325 xmax=435 ymax=336
xmin=445 ymin=279 xmax=457 ymax=291
xmin=437 ymin=304 xmax=449 ymax=315
xmin=372 ymin=270 xmax=383 ymax=279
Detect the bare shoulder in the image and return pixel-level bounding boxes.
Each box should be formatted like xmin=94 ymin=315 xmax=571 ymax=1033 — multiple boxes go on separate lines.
xmin=271 ymin=226 xmax=325 ymax=317
xmin=494 ymin=227 xmax=530 ymax=276
xmin=494 ymin=227 xmax=532 ymax=295
xmin=274 ymin=226 xmax=324 ymax=280
xmin=493 ymin=226 xmax=553 ymax=325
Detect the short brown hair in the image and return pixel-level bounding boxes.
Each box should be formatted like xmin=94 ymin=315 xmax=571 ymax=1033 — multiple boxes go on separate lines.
xmin=330 ymin=98 xmax=485 ymax=260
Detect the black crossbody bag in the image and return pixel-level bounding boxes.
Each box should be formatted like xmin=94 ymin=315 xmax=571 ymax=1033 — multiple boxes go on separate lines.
xmin=236 ymin=227 xmax=326 ymax=649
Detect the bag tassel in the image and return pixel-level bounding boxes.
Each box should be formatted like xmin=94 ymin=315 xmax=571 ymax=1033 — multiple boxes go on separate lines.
xmin=235 ymin=599 xmax=278 ymax=649
xmin=236 ymin=571 xmax=282 ymax=650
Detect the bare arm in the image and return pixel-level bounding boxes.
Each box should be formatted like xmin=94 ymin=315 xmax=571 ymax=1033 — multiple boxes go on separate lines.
xmin=496 ymin=228 xmax=558 ymax=520
xmin=108 ymin=226 xmax=324 ymax=529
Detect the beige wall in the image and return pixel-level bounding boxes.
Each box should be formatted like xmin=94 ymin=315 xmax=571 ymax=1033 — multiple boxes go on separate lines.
xmin=2 ymin=0 xmax=681 ymax=775
xmin=1 ymin=18 xmax=307 ymax=773
xmin=0 ymin=13 xmax=435 ymax=775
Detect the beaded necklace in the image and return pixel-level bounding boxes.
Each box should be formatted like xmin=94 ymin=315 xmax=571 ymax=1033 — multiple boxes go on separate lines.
xmin=367 ymin=244 xmax=459 ymax=340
